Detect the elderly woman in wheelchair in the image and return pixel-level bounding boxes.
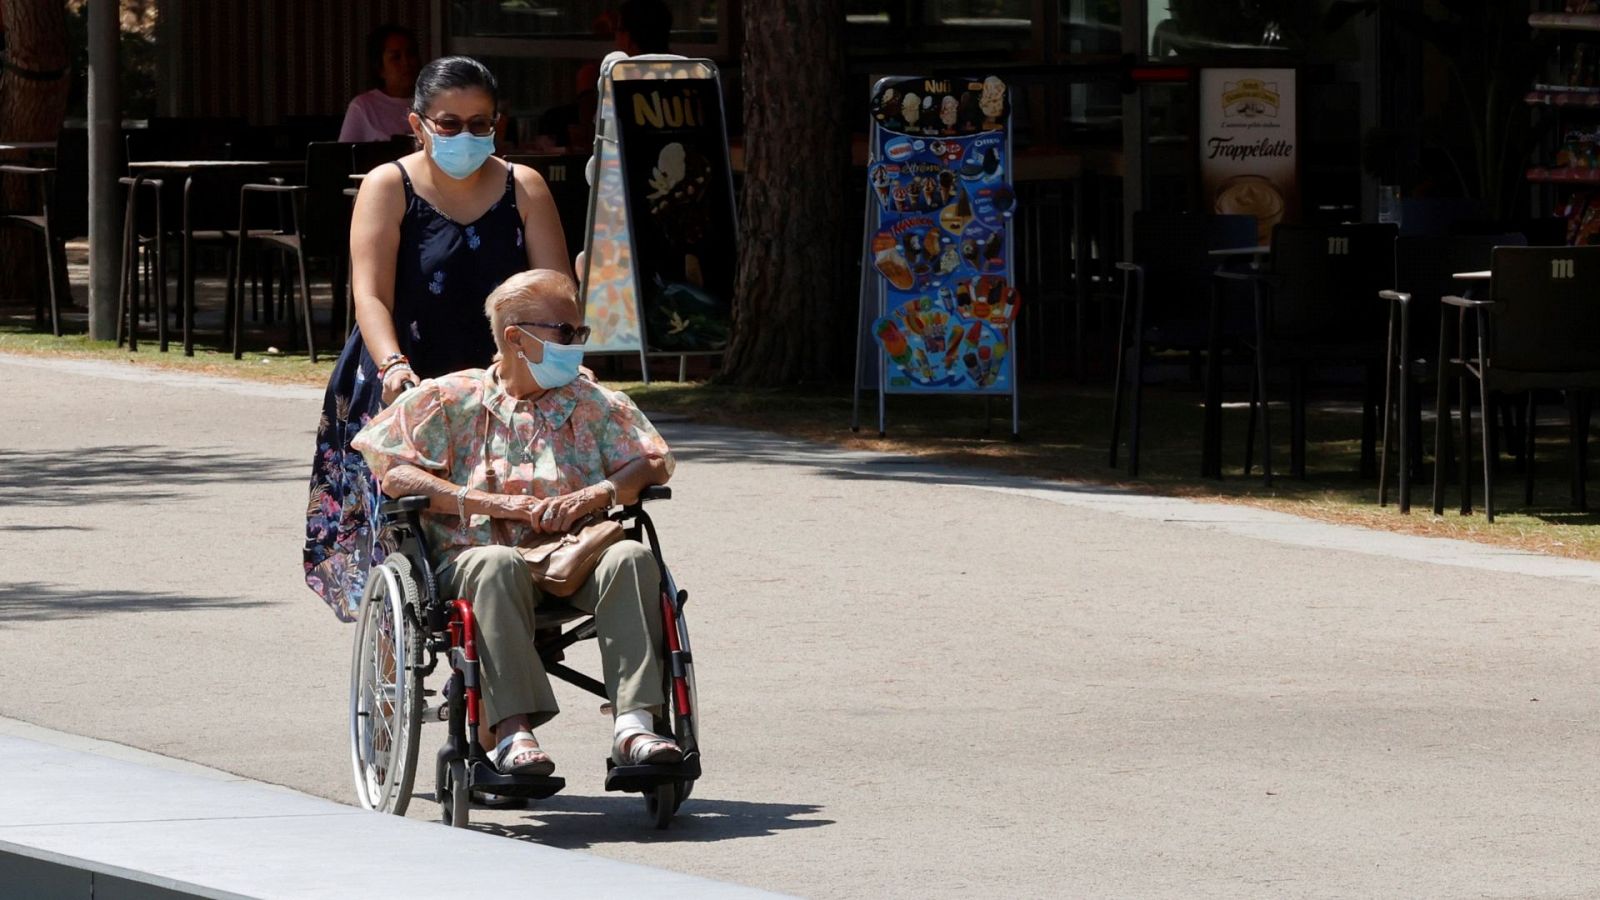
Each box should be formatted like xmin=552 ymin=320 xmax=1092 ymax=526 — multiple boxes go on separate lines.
xmin=347 ymin=269 xmax=699 ymax=828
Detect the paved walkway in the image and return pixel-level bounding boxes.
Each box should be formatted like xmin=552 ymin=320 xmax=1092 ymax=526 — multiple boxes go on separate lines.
xmin=0 ymin=718 xmax=783 ymax=899
xmin=3 ymin=353 xmax=1599 ymax=897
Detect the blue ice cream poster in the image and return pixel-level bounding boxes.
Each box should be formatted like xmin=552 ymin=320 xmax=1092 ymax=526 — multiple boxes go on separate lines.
xmin=866 ymin=76 xmax=1019 ymax=394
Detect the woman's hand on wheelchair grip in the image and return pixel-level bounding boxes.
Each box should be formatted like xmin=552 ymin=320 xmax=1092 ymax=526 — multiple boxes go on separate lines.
xmin=380 ymin=367 xmax=413 ymax=404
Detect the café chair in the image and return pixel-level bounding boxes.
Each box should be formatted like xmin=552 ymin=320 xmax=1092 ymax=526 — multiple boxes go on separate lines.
xmin=1437 ymin=246 xmax=1600 ymax=522
xmin=1108 ymin=211 xmax=1256 ymax=476
xmin=1376 ymin=233 xmax=1524 ymax=512
xmin=1227 ymin=223 xmax=1398 ymax=485
xmin=0 ymin=157 xmax=69 ymax=336
xmin=225 ymin=142 xmax=356 ymax=362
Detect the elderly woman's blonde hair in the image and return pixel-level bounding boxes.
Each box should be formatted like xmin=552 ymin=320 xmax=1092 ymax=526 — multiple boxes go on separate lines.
xmin=483 ymin=269 xmax=580 ymax=359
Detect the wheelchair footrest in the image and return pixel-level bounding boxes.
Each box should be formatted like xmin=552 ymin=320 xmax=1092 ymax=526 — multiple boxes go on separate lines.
xmin=602 ymin=751 xmax=701 ymax=794
xmin=467 ymin=759 xmax=565 ymax=799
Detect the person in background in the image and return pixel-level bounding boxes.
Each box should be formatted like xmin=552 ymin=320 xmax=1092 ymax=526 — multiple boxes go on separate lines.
xmin=616 ymin=0 xmax=672 ymax=55
xmin=339 ymin=24 xmax=422 ymax=142
xmin=306 ymin=56 xmax=573 ymax=621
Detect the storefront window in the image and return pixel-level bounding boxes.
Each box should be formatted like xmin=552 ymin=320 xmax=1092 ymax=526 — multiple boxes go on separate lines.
xmin=1060 ymin=0 xmax=1122 ymax=56
xmin=1145 ymin=0 xmax=1358 ymax=61
xmin=448 ymin=1 xmax=720 ymax=44
xmin=845 ymin=0 xmax=1034 ymax=57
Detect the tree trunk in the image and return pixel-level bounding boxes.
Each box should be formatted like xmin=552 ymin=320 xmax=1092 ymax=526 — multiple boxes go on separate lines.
xmin=721 ymin=0 xmax=847 ymax=386
xmin=0 ymin=0 xmax=71 ymax=302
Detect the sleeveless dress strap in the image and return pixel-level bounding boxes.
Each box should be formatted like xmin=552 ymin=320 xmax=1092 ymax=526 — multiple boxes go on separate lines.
xmin=391 ymin=160 xmax=414 ymax=200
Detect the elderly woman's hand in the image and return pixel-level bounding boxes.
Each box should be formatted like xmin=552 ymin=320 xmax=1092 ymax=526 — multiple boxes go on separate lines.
xmin=529 ymin=487 xmax=608 ymax=533
xmin=484 ymin=489 xmax=607 ymax=533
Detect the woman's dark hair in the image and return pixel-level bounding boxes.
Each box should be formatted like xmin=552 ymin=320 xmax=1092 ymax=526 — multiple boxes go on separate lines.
xmin=619 ymin=0 xmax=673 ymax=53
xmin=412 ymin=56 xmax=499 ymax=114
xmin=365 ymin=24 xmax=417 ymax=90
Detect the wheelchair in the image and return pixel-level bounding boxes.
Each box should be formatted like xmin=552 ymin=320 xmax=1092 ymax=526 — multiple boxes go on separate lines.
xmin=347 ymin=485 xmax=701 ymax=830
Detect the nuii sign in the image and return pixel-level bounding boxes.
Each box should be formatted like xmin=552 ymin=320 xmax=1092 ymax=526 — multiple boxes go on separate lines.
xmin=1199 ymin=69 xmax=1298 ymax=244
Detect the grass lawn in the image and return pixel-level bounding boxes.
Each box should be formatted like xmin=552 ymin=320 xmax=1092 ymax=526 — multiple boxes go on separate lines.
xmin=6 ymin=319 xmax=1599 ymax=562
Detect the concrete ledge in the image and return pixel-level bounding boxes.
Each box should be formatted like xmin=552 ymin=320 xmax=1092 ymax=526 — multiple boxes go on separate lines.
xmin=0 ymin=724 xmax=784 ymax=900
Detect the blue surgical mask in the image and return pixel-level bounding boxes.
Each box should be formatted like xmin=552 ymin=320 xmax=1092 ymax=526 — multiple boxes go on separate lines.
xmin=517 ymin=330 xmax=585 ymax=389
xmin=428 ymin=131 xmax=495 ymax=180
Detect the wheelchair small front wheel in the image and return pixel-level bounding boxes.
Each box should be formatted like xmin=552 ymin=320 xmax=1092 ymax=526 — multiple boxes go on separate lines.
xmin=348 ymin=557 xmax=424 ymax=815
xmin=440 ymin=758 xmax=469 ymax=828
xmin=646 ymin=781 xmax=676 ymax=829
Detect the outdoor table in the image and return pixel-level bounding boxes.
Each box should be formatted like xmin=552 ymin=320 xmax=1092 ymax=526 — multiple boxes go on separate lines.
xmin=1451 ymin=270 xmax=1490 ymax=281
xmin=123 ymin=160 xmax=304 ymax=354
xmin=1201 ymin=245 xmax=1273 ymax=478
xmin=0 ymin=141 xmax=55 ymax=152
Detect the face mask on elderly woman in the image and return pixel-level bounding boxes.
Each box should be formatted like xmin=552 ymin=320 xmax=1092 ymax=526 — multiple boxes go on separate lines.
xmin=517 ymin=328 xmax=585 ymax=389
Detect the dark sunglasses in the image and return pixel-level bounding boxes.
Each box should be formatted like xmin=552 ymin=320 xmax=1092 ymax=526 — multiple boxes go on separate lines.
xmin=515 ymin=321 xmax=592 ymax=346
xmin=418 ymin=112 xmax=496 ymax=138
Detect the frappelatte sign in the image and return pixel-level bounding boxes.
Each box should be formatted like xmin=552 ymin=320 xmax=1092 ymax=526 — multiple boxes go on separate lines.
xmin=1199 ymin=68 xmax=1297 ymax=244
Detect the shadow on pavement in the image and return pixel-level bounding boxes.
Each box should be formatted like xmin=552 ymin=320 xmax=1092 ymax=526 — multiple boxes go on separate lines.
xmin=667 ymin=424 xmax=1132 ymax=495
xmin=0 ymin=581 xmax=266 ymax=622
xmin=475 ymin=793 xmax=833 ymax=848
xmin=0 ymin=445 xmax=303 ymax=506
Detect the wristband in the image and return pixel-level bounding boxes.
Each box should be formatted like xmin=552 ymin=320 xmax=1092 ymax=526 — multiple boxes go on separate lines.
xmin=377 ymin=353 xmax=410 ymax=376
xmin=596 ymin=479 xmax=617 ymax=508
xmin=454 ymin=485 xmax=470 ymax=525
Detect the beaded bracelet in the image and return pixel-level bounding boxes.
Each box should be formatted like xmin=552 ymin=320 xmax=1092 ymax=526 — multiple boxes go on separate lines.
xmin=376 ymin=352 xmax=410 ymax=376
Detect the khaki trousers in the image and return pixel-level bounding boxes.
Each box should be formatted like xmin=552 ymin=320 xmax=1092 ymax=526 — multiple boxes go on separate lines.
xmin=439 ymin=540 xmax=666 ymax=729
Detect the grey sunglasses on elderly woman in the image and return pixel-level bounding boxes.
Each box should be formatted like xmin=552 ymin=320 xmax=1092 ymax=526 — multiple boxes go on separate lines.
xmin=514 ymin=321 xmax=592 ymax=345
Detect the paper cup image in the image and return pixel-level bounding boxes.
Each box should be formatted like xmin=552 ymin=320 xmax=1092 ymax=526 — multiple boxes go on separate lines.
xmin=1213 ymin=175 xmax=1284 ymax=244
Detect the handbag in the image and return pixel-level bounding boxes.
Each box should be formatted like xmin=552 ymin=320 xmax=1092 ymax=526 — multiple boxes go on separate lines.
xmin=516 ymin=513 xmax=624 ymax=597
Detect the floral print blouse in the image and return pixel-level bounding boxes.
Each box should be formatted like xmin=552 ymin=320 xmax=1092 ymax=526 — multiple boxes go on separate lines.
xmin=351 ymin=365 xmax=674 ymax=568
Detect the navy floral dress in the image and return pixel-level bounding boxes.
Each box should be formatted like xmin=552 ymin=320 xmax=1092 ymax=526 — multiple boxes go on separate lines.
xmin=305 ymin=160 xmax=528 ymax=621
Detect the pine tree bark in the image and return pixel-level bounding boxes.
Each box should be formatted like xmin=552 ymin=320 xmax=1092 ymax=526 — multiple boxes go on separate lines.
xmin=721 ymin=0 xmax=847 ymax=386
xmin=0 ymin=0 xmax=72 ymax=301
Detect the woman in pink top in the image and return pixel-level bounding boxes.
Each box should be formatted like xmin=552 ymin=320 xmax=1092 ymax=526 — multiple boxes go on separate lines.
xmin=339 ymin=25 xmax=422 ymax=142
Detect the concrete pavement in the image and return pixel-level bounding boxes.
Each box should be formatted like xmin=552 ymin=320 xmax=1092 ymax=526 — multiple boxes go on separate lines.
xmin=2 ymin=353 xmax=1599 ymax=898
xmin=0 ymin=718 xmax=786 ymax=899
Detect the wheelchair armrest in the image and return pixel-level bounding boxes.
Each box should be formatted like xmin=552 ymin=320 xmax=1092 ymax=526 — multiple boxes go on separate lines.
xmin=380 ymin=495 xmax=432 ymax=516
xmin=638 ymin=485 xmax=672 ymax=503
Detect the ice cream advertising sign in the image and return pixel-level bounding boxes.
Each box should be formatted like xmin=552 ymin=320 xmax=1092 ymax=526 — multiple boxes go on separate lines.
xmin=864 ymin=75 xmax=1018 ymax=395
xmin=1199 ymin=68 xmax=1297 ymax=245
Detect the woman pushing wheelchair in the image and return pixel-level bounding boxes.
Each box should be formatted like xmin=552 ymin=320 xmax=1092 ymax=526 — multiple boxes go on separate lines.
xmin=351 ymin=269 xmax=683 ymax=776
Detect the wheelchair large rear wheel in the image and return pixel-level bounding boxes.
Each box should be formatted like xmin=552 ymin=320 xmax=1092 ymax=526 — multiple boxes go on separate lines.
xmin=348 ymin=556 xmax=424 ymax=815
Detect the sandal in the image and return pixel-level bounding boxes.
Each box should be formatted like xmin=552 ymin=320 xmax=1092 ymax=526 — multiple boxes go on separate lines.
xmin=492 ymin=730 xmax=555 ymax=777
xmin=613 ymin=728 xmax=683 ymax=766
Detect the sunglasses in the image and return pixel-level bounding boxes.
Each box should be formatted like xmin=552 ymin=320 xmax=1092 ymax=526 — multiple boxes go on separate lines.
xmin=418 ymin=112 xmax=497 ymax=138
xmin=515 ymin=321 xmax=592 ymax=346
